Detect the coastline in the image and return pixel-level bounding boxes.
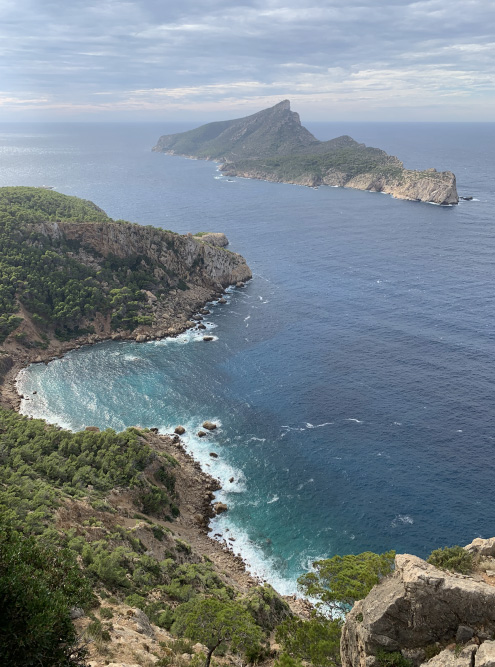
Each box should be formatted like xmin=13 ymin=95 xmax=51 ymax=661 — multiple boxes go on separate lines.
xmin=1 ymin=279 xmax=310 ymax=613
xmin=157 ymin=150 xmax=458 ymax=205
xmin=1 ymin=282 xmax=237 ymax=412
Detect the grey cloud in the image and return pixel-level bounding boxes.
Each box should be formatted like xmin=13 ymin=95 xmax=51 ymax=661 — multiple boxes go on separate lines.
xmin=0 ymin=0 xmax=493 ymax=119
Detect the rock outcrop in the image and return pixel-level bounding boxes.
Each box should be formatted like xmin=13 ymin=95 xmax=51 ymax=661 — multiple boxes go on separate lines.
xmin=194 ymin=232 xmax=229 ymax=247
xmin=153 ymin=101 xmax=458 ymax=205
xmin=341 ymin=551 xmax=495 ymax=667
xmin=32 ymin=221 xmax=250 ymax=289
xmin=341 ymin=554 xmax=495 ymax=667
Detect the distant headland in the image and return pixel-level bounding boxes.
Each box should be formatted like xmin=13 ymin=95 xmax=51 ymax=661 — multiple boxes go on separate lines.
xmin=153 ymin=100 xmax=458 ymax=206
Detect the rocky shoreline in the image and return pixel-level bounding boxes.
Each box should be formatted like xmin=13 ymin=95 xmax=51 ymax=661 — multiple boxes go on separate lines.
xmin=1 ymin=278 xmax=314 ymax=612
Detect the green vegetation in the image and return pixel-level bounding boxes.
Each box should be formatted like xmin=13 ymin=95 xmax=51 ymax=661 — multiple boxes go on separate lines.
xmin=298 ymin=550 xmax=395 ymax=616
xmin=375 ymin=650 xmax=412 ymax=667
xmin=227 ymin=145 xmax=405 ymax=184
xmin=276 ymin=615 xmax=342 ymax=667
xmin=427 ymin=545 xmax=473 ymax=574
xmin=172 ymin=598 xmax=263 ymax=667
xmin=0 ymin=186 xmax=201 ymax=341
xmin=0 ymin=521 xmax=94 ymax=666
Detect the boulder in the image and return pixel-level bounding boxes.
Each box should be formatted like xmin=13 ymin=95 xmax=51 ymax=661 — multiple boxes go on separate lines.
xmin=203 ymin=421 xmax=217 ymax=430
xmin=340 ymin=553 xmax=495 ymax=667
xmin=197 ymin=323 xmax=206 ymax=330
xmin=135 ymin=334 xmax=147 ymax=342
xmin=457 ymin=626 xmax=474 ymax=643
xmin=476 ymin=641 xmax=495 ymax=667
xmin=218 ymin=297 xmax=227 ymax=304
xmin=174 ymin=425 xmax=186 ymax=435
xmin=85 ymin=426 xmax=100 ymax=432
xmin=421 ymin=646 xmax=477 ymax=667
xmin=465 ymin=538 xmax=495 ymax=559
xmin=209 ymin=452 xmax=218 ymax=458
xmin=70 ymin=607 xmax=85 ymax=619
xmin=203 ymin=336 xmax=214 ymax=341
xmin=132 ymin=608 xmax=154 ymax=638
xmin=214 ymin=502 xmax=228 ymax=514
xmin=197 ymin=431 xmax=207 ymax=437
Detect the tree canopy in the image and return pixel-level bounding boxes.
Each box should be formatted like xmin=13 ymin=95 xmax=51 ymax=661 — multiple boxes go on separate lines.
xmin=173 ymin=598 xmax=263 ymax=667
xmin=298 ymin=550 xmax=395 ymax=616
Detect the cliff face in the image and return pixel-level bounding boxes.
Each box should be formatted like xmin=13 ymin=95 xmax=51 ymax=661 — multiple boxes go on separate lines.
xmin=154 ymin=101 xmax=459 ymax=205
xmin=341 ymin=541 xmax=495 ymax=667
xmin=33 ymin=221 xmax=250 ymax=289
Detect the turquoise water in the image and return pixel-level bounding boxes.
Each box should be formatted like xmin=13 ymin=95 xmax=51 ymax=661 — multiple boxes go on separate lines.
xmin=4 ymin=121 xmax=495 ymax=594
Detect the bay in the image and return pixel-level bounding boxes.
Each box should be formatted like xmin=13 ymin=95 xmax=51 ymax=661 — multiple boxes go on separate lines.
xmin=3 ymin=120 xmax=495 ymax=594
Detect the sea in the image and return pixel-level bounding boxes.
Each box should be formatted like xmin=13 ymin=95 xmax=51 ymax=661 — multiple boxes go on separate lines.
xmin=2 ymin=120 xmax=495 ymax=595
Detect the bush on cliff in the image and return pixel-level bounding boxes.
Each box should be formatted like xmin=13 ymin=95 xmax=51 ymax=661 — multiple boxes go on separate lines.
xmin=427 ymin=545 xmax=473 ymax=574
xmin=298 ymin=550 xmax=395 ymax=616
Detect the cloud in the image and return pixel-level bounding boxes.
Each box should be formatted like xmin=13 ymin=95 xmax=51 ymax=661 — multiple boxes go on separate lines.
xmin=0 ymin=0 xmax=493 ymax=120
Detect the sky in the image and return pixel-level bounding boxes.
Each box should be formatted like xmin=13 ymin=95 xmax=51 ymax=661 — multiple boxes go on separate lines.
xmin=1 ymin=0 xmax=494 ymax=122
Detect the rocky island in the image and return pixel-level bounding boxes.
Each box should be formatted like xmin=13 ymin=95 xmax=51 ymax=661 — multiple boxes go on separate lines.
xmin=153 ymin=100 xmax=458 ymax=206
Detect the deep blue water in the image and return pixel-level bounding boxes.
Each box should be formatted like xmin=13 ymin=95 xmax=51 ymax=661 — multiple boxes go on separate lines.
xmin=3 ymin=121 xmax=495 ymax=594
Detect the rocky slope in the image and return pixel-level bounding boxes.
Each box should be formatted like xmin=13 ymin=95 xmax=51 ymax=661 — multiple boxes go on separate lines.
xmin=153 ymin=101 xmax=458 ymax=205
xmin=341 ymin=539 xmax=495 ymax=667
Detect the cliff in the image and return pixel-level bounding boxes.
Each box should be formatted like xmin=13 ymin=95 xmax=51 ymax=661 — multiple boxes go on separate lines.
xmin=153 ymin=101 xmax=458 ymax=206
xmin=341 ymin=539 xmax=495 ymax=667
xmin=0 ymin=188 xmax=251 ymax=388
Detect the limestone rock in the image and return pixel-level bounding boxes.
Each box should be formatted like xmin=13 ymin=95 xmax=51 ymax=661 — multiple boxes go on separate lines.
xmin=476 ymin=641 xmax=495 ymax=667
xmin=135 ymin=334 xmax=147 ymax=342
xmin=194 ymin=232 xmax=229 ymax=247
xmin=214 ymin=502 xmax=228 ymax=514
xmin=203 ymin=421 xmax=217 ymax=430
xmin=422 ymin=646 xmax=477 ymax=667
xmin=174 ymin=425 xmax=186 ymax=435
xmin=132 ymin=608 xmax=154 ymax=638
xmin=70 ymin=607 xmax=85 ymax=619
xmin=340 ymin=553 xmax=495 ymax=667
xmin=465 ymin=538 xmax=495 ymax=559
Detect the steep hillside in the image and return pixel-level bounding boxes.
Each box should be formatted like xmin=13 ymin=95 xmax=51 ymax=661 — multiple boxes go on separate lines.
xmin=153 ymin=102 xmax=458 ymax=205
xmin=0 ymin=187 xmax=250 ymax=390
xmin=152 ymin=100 xmax=319 ymax=160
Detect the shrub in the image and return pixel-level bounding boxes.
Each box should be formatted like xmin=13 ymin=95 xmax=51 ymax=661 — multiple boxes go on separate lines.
xmin=427 ymin=546 xmax=473 ymax=574
xmin=0 ymin=523 xmax=94 ymax=665
xmin=275 ymin=615 xmax=342 ymax=667
xmin=375 ymin=650 xmax=412 ymax=667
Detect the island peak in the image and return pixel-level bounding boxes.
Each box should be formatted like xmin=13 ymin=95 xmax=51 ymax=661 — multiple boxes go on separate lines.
xmin=153 ymin=102 xmax=458 ymax=206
